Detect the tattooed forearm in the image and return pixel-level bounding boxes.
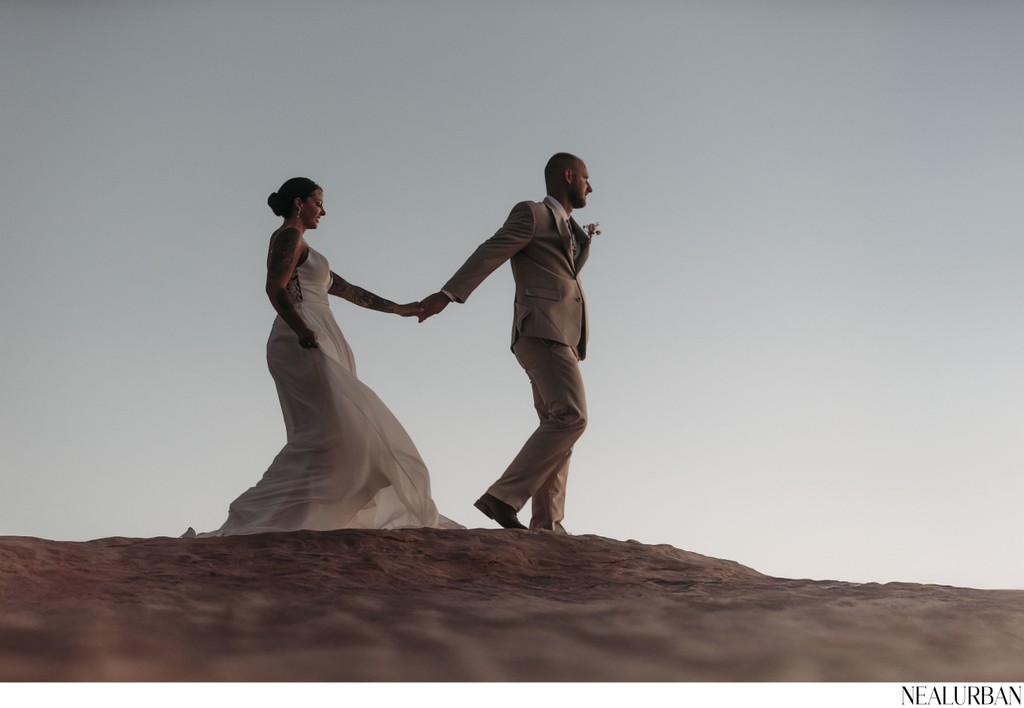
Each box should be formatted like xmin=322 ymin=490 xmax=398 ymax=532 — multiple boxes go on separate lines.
xmin=265 ymin=229 xmax=315 ymax=339
xmin=329 ymin=272 xmax=398 ymax=313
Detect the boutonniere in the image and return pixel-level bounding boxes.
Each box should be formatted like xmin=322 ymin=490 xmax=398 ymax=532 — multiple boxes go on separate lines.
xmin=583 ymin=222 xmax=601 ymax=237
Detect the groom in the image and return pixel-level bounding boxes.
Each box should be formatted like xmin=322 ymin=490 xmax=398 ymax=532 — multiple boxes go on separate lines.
xmin=418 ymin=153 xmax=594 ymax=532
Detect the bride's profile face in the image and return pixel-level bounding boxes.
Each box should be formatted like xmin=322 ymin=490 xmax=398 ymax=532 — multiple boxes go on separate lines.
xmin=298 ymin=189 xmax=326 ymax=229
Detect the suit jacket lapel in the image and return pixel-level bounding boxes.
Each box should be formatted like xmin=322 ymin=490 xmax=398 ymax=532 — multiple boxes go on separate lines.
xmin=566 ymin=218 xmax=580 ymax=273
xmin=544 ymin=201 xmax=577 ymax=272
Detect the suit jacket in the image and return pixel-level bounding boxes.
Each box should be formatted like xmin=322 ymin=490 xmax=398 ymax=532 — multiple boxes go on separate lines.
xmin=442 ymin=200 xmax=591 ymax=360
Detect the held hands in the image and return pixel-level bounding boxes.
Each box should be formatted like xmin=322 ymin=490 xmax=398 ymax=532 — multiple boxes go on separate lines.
xmin=394 ymin=302 xmax=425 ymax=318
xmin=417 ymin=291 xmax=451 ymax=323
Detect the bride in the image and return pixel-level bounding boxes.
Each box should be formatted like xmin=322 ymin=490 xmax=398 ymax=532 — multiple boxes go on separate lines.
xmin=194 ymin=177 xmax=454 ymax=535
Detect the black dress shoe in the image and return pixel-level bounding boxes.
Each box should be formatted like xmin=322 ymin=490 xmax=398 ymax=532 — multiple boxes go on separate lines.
xmin=474 ymin=493 xmax=527 ymax=529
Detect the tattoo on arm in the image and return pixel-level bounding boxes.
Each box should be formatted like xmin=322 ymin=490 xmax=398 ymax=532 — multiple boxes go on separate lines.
xmin=268 ymin=229 xmax=301 ymax=281
xmin=265 ymin=230 xmax=314 ymax=340
xmin=267 ymin=229 xmax=306 ymax=306
xmin=329 ymin=271 xmax=398 ymax=313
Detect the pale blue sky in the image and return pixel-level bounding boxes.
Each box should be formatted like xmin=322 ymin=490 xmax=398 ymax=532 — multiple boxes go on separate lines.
xmin=2 ymin=0 xmax=1022 ymax=589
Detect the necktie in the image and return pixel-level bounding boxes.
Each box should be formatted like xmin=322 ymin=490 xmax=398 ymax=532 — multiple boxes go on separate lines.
xmin=566 ymin=218 xmax=578 ymax=260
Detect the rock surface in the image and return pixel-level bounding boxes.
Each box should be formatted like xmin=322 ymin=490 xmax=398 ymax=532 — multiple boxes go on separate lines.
xmin=1 ymin=529 xmax=1021 ymax=681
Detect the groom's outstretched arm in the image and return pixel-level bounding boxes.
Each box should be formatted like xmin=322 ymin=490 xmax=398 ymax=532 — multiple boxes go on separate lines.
xmin=417 ymin=202 xmax=535 ymax=323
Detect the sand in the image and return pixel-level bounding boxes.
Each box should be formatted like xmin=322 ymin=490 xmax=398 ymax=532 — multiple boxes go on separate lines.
xmin=0 ymin=529 xmax=1021 ymax=681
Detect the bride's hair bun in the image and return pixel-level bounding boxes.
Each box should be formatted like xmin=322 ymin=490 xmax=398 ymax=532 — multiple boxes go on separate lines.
xmin=267 ymin=178 xmax=321 ymax=218
xmin=267 ymin=191 xmax=285 ymax=216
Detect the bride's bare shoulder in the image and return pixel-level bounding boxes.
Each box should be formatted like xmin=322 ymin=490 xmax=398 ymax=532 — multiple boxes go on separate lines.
xmin=267 ymin=227 xmax=308 ymax=269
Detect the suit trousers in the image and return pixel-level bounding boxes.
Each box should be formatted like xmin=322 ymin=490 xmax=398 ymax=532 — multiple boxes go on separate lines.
xmin=487 ymin=336 xmax=588 ymax=531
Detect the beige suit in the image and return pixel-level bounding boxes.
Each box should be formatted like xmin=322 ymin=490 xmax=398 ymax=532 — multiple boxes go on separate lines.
xmin=443 ymin=199 xmax=592 ymax=530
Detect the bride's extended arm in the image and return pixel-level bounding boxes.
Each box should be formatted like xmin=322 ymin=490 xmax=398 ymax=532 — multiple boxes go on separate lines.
xmin=328 ymin=271 xmax=422 ymax=318
xmin=266 ymin=229 xmax=319 ymax=348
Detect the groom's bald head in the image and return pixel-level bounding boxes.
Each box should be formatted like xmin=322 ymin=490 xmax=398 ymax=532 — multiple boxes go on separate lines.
xmin=544 ymin=153 xmax=592 ymax=212
xmin=544 ymin=153 xmax=584 ymax=193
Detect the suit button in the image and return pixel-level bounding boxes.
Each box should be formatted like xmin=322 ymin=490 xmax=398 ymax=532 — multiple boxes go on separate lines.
xmin=575 ymin=297 xmax=581 ymax=302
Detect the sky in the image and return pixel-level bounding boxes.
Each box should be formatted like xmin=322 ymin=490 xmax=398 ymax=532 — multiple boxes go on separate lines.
xmin=1 ymin=0 xmax=1022 ymax=590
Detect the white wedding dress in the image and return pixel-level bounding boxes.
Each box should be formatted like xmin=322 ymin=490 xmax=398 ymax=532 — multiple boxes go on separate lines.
xmin=198 ymin=246 xmax=455 ymax=535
